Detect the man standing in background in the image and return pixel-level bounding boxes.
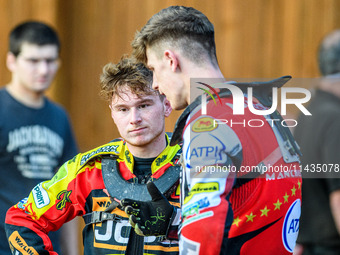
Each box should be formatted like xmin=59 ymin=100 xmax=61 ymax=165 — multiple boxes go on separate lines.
xmin=295 ymin=30 xmax=340 ymax=255
xmin=0 ymin=21 xmax=79 ymax=254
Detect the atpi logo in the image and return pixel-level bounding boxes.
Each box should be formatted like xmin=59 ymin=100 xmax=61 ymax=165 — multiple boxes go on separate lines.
xmin=282 ymin=199 xmax=301 ymax=253
xmin=198 ymin=82 xmax=311 ymax=116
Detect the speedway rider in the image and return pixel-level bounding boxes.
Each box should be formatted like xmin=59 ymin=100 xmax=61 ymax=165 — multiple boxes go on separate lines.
xmin=121 ymin=6 xmax=302 ymax=255
xmin=5 ymin=57 xmax=181 ymax=255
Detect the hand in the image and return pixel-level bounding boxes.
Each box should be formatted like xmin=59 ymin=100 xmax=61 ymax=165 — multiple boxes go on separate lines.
xmin=121 ymin=182 xmax=175 ymax=236
xmin=293 ymin=244 xmax=304 ymax=255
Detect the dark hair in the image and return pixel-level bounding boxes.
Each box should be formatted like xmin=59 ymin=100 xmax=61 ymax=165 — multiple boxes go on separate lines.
xmin=132 ymin=6 xmax=218 ymax=67
xmin=318 ymin=29 xmax=340 ymax=76
xmin=100 ymin=56 xmax=161 ymax=101
xmin=9 ymin=21 xmax=60 ymax=57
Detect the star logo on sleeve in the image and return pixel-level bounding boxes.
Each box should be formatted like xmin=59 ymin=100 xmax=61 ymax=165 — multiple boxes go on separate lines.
xmin=273 ymin=199 xmax=282 ymax=210
xmin=297 ymin=180 xmax=302 ymax=189
xmin=246 ymin=212 xmax=256 ymax=222
xmin=283 ymin=192 xmax=289 ymax=203
xmin=260 ymin=206 xmax=270 ymax=217
xmin=291 ymin=186 xmax=297 ymax=196
xmin=232 ymin=216 xmax=242 ymax=227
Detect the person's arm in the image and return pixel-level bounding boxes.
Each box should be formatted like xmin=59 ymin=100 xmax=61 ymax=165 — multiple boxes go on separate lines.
xmin=178 ymin=110 xmax=242 ymax=255
xmin=330 ymin=190 xmax=340 ymax=235
xmin=324 ymin=118 xmax=340 ymax=234
xmin=60 ymin=217 xmax=82 ymax=255
xmin=293 ymin=243 xmax=304 ymax=255
xmin=59 ymin=114 xmax=80 ymax=255
xmin=5 ymin=159 xmax=84 ymax=254
xmin=6 ymin=205 xmax=58 ymax=254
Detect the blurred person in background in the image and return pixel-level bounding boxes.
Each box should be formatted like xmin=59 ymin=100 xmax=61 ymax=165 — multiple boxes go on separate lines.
xmin=294 ymin=30 xmax=340 ymax=255
xmin=0 ymin=21 xmax=79 ymax=254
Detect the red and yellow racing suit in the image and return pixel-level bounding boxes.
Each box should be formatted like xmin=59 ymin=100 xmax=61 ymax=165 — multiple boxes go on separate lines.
xmin=176 ymin=83 xmax=302 ymax=255
xmin=5 ymin=135 xmax=181 ymax=255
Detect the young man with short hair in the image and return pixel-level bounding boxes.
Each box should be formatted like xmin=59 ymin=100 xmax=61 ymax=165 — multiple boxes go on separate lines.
xmin=0 ymin=21 xmax=78 ymax=254
xmin=5 ymin=57 xmax=181 ymax=255
xmin=123 ymin=6 xmax=302 ymax=255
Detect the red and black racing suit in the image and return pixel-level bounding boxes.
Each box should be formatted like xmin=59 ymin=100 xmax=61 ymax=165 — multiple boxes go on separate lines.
xmin=177 ymin=82 xmax=302 ymax=255
xmin=5 ymin=135 xmax=181 ymax=255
